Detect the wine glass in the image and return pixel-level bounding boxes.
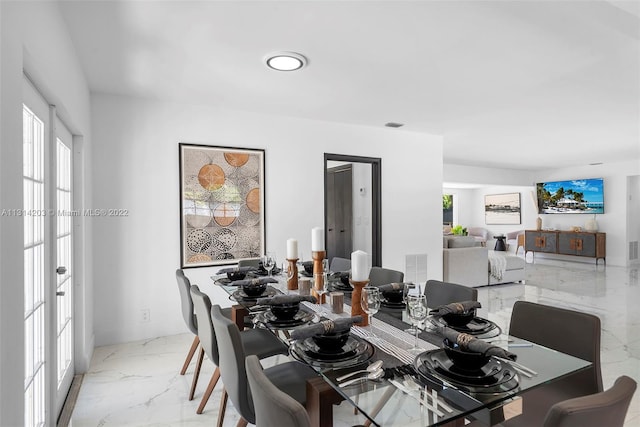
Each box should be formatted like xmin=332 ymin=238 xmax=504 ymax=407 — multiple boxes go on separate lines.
xmin=407 ymin=294 xmax=428 ymax=354
xmin=315 ymin=260 xmax=330 ymax=304
xmin=403 ymin=283 xmax=417 ymax=334
xmin=262 ymin=251 xmax=276 ymax=277
xmin=361 ymin=287 xmax=381 ymax=333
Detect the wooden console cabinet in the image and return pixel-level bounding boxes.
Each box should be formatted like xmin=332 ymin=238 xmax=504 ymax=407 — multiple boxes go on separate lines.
xmin=525 ymin=230 xmax=606 ymax=265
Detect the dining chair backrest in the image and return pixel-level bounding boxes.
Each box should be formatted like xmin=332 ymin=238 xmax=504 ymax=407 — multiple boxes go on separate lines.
xmin=176 ymin=269 xmax=197 ymax=335
xmin=368 ymin=266 xmax=404 ymax=287
xmin=543 ymin=375 xmax=636 ymax=427
xmin=211 ymin=304 xmax=256 ymax=423
xmin=509 ymin=301 xmax=603 ymax=393
xmin=189 ymin=285 xmax=220 ymax=365
xmin=238 ymin=258 xmax=261 ymax=269
xmin=424 ymin=280 xmax=478 ymax=309
xmin=245 ymin=355 xmax=311 ymax=427
xmin=500 ymin=301 xmax=604 ymax=427
xmin=329 ymin=256 xmax=351 ymax=272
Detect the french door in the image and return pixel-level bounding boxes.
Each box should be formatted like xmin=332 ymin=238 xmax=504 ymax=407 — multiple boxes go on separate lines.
xmin=23 ymin=76 xmax=75 ymax=426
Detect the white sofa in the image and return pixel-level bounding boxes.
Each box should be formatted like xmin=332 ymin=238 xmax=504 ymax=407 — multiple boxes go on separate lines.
xmin=443 ymin=236 xmax=525 ymax=287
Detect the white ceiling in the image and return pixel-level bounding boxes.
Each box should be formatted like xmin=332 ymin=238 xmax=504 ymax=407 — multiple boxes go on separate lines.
xmin=58 ymin=0 xmax=640 ymax=171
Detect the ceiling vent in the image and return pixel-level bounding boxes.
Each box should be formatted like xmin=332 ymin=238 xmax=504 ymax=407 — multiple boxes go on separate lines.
xmin=385 ymin=122 xmax=404 ymax=128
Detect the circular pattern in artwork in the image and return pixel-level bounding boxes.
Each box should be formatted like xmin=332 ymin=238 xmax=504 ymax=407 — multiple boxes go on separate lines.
xmin=187 ymin=229 xmax=212 ymax=253
xmin=185 ymin=214 xmax=212 ymax=228
xmin=246 ymin=188 xmax=261 ymax=213
xmin=198 ymin=164 xmax=225 ymax=191
xmin=213 ymin=203 xmax=239 ymax=227
xmin=212 ymin=228 xmax=237 ymax=252
xmin=237 ymin=155 xmax=260 ymax=178
xmin=238 ymin=204 xmax=260 ymax=227
xmin=185 ymin=175 xmax=211 ymax=202
xmin=215 ymin=252 xmax=235 ymax=260
xmin=236 ymin=227 xmax=261 ymax=252
xmin=224 ymin=152 xmax=250 ymax=167
xmin=187 ymin=253 xmax=212 ymax=263
xmin=210 ymin=182 xmax=241 ymax=204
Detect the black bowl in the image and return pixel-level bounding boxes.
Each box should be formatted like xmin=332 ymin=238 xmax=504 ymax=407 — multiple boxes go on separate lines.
xmin=442 ymin=309 xmax=476 ymax=327
xmin=242 ymin=282 xmax=267 ymax=297
xmin=270 ymin=303 xmax=300 ymax=321
xmin=339 ymin=272 xmax=351 ymax=287
xmin=443 ymin=338 xmax=490 ymax=370
xmin=302 ymin=261 xmax=314 ymax=275
xmin=382 ymin=287 xmax=404 ymax=303
xmin=227 ymin=270 xmax=247 ymax=281
xmin=311 ymin=329 xmax=351 ymax=352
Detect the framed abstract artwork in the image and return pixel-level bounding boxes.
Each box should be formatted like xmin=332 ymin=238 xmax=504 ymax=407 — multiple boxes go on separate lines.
xmin=179 ymin=143 xmax=265 ymax=268
xmin=484 ymin=192 xmax=521 ymax=225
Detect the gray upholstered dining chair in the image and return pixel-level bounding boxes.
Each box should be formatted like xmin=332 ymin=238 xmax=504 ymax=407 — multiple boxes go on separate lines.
xmin=245 ymin=355 xmax=311 ymax=427
xmin=190 ymin=286 xmax=289 ymax=421
xmin=499 ymin=301 xmax=603 ymax=426
xmin=329 ymin=256 xmax=351 ymax=272
xmin=238 ymin=258 xmax=261 ymax=269
xmin=368 ymin=266 xmax=404 ymax=287
xmin=424 ymin=279 xmax=478 ymax=308
xmin=468 ymin=375 xmax=636 ymax=427
xmin=211 ymin=304 xmax=318 ymax=427
xmin=176 ymin=269 xmax=206 ymax=400
xmin=543 ymin=375 xmax=636 ymax=427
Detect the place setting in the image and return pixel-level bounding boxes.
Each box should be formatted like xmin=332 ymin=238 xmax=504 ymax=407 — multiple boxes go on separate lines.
xmin=428 ymin=300 xmax=501 ymax=339
xmin=211 ymin=265 xmax=260 ymax=286
xmin=229 ymin=277 xmax=279 ymax=305
xmin=288 ymin=316 xmax=375 ymax=369
xmin=414 ymin=326 xmax=523 ymax=396
xmin=251 ymin=294 xmax=317 ymax=329
xmin=378 ymin=283 xmax=406 ymax=310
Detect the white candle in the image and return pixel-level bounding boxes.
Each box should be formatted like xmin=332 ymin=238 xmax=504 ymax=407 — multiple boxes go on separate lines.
xmin=311 ymin=227 xmax=324 ymax=251
xmin=351 ymin=250 xmax=369 ymax=281
xmin=286 ymin=238 xmax=298 ymax=259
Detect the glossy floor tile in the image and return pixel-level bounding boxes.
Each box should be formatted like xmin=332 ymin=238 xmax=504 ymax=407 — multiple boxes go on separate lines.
xmin=71 ymin=258 xmax=639 ymax=426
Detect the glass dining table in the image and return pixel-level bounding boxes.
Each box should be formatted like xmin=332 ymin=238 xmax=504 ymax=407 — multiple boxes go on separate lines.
xmin=210 ymin=272 xmax=592 ymax=427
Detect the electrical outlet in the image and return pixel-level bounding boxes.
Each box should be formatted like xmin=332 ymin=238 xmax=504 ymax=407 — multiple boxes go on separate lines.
xmin=141 ymin=309 xmax=150 ymax=323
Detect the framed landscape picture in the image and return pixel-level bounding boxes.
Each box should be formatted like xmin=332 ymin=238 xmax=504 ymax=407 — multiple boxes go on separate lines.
xmin=179 ymin=143 xmax=265 ymax=268
xmin=485 ymin=192 xmax=521 ymax=225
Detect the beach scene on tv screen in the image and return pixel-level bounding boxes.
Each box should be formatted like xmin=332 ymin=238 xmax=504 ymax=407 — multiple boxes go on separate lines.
xmin=537 ymin=178 xmax=604 ymax=214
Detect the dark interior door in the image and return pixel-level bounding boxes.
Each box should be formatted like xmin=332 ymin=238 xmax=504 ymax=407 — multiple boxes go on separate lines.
xmin=326 ymin=165 xmax=353 ymax=260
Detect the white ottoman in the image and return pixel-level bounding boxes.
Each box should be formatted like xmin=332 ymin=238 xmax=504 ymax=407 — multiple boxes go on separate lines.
xmin=488 ymin=252 xmax=526 ymax=285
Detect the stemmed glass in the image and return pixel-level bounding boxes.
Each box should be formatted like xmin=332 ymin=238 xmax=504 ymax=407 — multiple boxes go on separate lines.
xmin=407 ymin=294 xmax=428 ymax=354
xmin=361 ymin=287 xmax=381 ymax=333
xmin=316 ymin=259 xmax=330 ymax=304
xmin=262 ymin=251 xmax=276 ymax=277
xmin=403 ymin=283 xmax=418 ymax=334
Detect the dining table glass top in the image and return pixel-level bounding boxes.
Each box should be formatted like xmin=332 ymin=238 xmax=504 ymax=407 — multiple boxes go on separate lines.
xmin=211 ymin=271 xmax=592 ymax=426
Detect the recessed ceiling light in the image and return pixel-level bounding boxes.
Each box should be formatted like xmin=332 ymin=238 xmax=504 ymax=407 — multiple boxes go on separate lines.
xmin=265 ymin=52 xmax=307 ymax=71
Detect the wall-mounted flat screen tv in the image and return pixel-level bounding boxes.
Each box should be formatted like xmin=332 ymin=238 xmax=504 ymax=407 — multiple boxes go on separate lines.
xmin=536 ymin=178 xmax=604 ymax=214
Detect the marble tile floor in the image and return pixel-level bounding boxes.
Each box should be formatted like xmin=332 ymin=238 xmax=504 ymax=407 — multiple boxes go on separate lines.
xmin=71 ymin=258 xmax=639 ymax=426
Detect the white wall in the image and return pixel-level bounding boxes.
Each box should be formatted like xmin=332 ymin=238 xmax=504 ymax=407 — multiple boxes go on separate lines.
xmin=90 ymin=94 xmax=444 ymax=345
xmin=0 ymin=1 xmax=92 ymax=425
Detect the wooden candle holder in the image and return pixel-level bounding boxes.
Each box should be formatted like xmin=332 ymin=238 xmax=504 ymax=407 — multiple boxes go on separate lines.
xmin=286 ymin=258 xmax=299 ymax=290
xmin=312 ymin=250 xmax=326 ymax=303
xmin=350 ymin=279 xmax=370 ymax=326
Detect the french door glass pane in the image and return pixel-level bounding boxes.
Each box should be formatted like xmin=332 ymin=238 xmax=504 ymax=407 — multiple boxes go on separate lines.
xmin=23 ymin=104 xmax=46 ymax=427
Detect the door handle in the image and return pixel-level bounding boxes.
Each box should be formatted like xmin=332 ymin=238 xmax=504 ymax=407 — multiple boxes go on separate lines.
xmin=340 ymin=229 xmax=346 ymax=233
xmin=56 ymin=291 xmax=65 ymax=297
xmin=56 ymin=266 xmax=67 ymax=275
xmin=328 ymin=228 xmax=334 ymax=231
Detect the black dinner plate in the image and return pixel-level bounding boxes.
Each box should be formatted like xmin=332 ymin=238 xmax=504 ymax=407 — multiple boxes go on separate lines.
xmin=231 ymin=286 xmax=278 ymax=302
xmin=414 ymin=349 xmax=519 ymax=394
xmin=300 ymin=270 xmax=313 ymax=277
xmin=381 ymin=300 xmax=406 ymax=309
xmin=290 ymin=336 xmax=375 ymax=369
xmin=329 ymin=282 xmax=353 ymax=292
xmin=254 ymin=310 xmax=315 ymax=329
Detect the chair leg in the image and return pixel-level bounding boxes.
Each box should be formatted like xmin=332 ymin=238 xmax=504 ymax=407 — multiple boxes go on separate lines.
xmin=180 ymin=335 xmax=200 ymax=375
xmin=216 ymin=386 xmax=228 ymax=427
xmin=197 ymin=366 xmax=221 ymax=414
xmin=189 ymin=347 xmax=205 ymax=401
xmin=236 ymin=417 xmax=248 ymax=427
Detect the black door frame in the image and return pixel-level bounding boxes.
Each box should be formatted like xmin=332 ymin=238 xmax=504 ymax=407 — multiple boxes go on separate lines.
xmin=324 ymin=153 xmax=382 ymax=267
